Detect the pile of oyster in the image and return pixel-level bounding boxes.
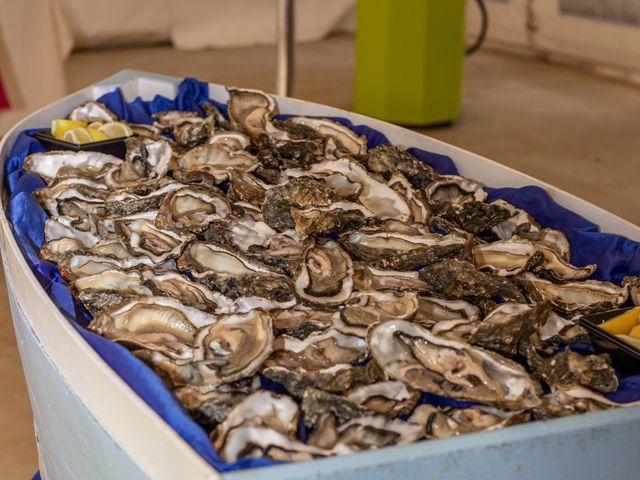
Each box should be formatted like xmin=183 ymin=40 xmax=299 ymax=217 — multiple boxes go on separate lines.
xmin=24 ymin=89 xmax=639 ymax=463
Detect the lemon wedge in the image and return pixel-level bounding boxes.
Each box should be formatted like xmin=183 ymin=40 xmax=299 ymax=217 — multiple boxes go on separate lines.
xmin=51 ymin=119 xmax=87 ymax=139
xmin=87 ymin=128 xmax=109 ymax=141
xmin=99 ymin=121 xmax=133 ymax=139
xmin=63 ymin=127 xmax=94 ymax=145
xmin=88 ymin=121 xmax=104 ymax=130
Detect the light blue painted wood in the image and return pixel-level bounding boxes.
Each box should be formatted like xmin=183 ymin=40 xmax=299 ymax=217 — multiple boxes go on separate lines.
xmin=5 ymin=266 xmax=148 ymax=480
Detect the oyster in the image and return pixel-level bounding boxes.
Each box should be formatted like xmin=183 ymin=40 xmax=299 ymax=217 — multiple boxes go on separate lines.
xmin=411 ymin=296 xmax=481 ymax=328
xmin=226 ymin=169 xmax=270 ymax=206
xmin=408 ymin=404 xmax=528 ymax=440
xmin=290 ymin=201 xmax=374 ymax=238
xmin=261 ymin=177 xmax=338 ymax=231
xmin=339 ymin=290 xmax=419 ymax=335
xmin=287 ymin=117 xmax=367 ymax=156
xmin=261 ymin=361 xmax=385 ymax=398
xmin=187 ymin=310 xmax=274 ymax=386
xmin=155 ymin=186 xmax=231 ymax=234
xmin=70 ymin=269 xmax=153 ymax=314
xmin=140 ymin=268 xmax=236 ymax=314
xmin=522 ymin=345 xmax=618 ymax=392
xmin=175 ymin=144 xmax=258 ymax=184
xmin=368 ymin=320 xmax=542 ymax=409
xmin=173 ymin=377 xmax=260 ymax=429
xmin=68 ymin=101 xmax=117 ymax=123
xmin=623 ymin=276 xmax=640 ymax=306
xmin=208 ymin=131 xmax=251 ymax=150
xmin=387 ymin=172 xmax=431 ymax=223
xmin=419 ymin=259 xmax=526 ymax=302
xmin=219 ymin=425 xmax=329 ymax=463
xmin=227 ymin=87 xmax=279 ymax=137
xmin=115 ymin=212 xmax=194 ymax=263
xmin=58 ymin=254 xmax=157 ymax=281
xmin=536 ymin=385 xmax=640 ymax=418
xmin=366 ymin=144 xmax=437 ymax=189
xmin=88 ymin=296 xmax=217 ymax=360
xmin=333 ymin=415 xmax=422 ymax=452
xmin=308 ymin=158 xmax=411 ymax=221
xmin=425 ymin=175 xmax=486 ymax=205
xmin=490 ymin=199 xmax=540 ymax=240
xmin=353 ymin=264 xmax=431 ymax=292
xmin=435 ymin=201 xmax=513 ymax=234
xmin=44 ymin=216 xmax=100 ymax=249
xmin=293 ymin=239 xmax=354 ymax=307
xmin=105 ymin=181 xmax=184 ymax=216
xmin=520 ymin=272 xmax=628 ymax=313
xmin=23 ymin=151 xmax=122 ymax=184
xmin=302 ymin=388 xmax=368 ymax=430
xmin=104 ymin=138 xmax=172 ymax=189
xmin=344 ymin=230 xmax=466 ymax=270
xmin=273 ymin=306 xmax=335 ymax=339
xmin=34 ymin=178 xmax=108 ymax=219
xmin=177 ymin=241 xmax=296 ymax=308
xmin=471 ymin=302 xmax=550 ymax=356
xmin=212 ymin=391 xmax=299 ymax=451
xmin=346 ymin=381 xmax=420 ymax=417
xmin=268 ymin=329 xmax=368 ymax=371
xmin=473 ymin=238 xmax=540 ymax=276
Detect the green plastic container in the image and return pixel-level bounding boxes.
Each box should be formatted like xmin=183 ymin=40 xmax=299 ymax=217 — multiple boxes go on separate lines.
xmin=354 ymin=0 xmax=466 ymax=126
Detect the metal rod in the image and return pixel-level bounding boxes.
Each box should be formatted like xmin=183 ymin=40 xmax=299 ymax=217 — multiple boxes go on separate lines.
xmin=276 ymin=0 xmax=295 ymax=97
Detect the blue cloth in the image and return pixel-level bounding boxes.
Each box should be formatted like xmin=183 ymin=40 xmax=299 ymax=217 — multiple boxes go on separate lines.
xmin=5 ymin=77 xmax=640 ymax=474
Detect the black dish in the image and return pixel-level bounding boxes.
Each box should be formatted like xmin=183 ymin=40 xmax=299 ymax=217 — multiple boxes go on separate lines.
xmin=31 ymin=130 xmax=132 ymax=159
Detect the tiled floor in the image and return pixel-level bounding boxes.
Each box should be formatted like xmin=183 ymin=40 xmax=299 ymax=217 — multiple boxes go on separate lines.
xmin=1 ymin=33 xmax=639 ymax=478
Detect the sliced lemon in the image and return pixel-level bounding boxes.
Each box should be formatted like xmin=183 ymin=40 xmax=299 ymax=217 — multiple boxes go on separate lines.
xmin=88 ymin=121 xmax=104 ymax=130
xmin=63 ymin=127 xmax=93 ymax=145
xmin=99 ymin=121 xmax=133 ymax=139
xmin=87 ymin=128 xmax=109 ymax=141
xmin=51 ymin=119 xmax=87 ymax=139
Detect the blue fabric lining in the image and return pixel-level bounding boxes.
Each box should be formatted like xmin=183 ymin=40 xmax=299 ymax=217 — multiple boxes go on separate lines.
xmin=4 ymin=77 xmax=640 ymax=473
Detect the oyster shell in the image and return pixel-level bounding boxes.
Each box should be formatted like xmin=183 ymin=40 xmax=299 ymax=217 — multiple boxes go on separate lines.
xmin=442 ymin=202 xmax=512 ymax=236
xmin=89 ymin=296 xmax=217 ymax=360
xmin=261 ymin=177 xmax=339 ymax=231
xmin=353 ymin=264 xmax=431 ymax=292
xmin=333 ymin=415 xmax=422 ymax=452
xmin=175 ymin=144 xmax=258 ymax=184
xmin=520 ymin=272 xmax=628 ymax=313
xmin=287 ymin=117 xmax=367 ymax=156
xmin=273 ymin=306 xmax=335 ymax=339
xmin=302 ymin=388 xmax=368 ymax=430
xmin=188 ymin=310 xmax=274 ymax=386
xmin=419 ymin=259 xmax=526 ymax=302
xmin=140 ymin=268 xmax=236 ymax=314
xmin=387 ymin=172 xmax=431 ymax=223
xmin=68 ymin=101 xmax=117 ymax=123
xmin=346 ymin=381 xmax=420 ymax=417
xmin=340 ymin=290 xmax=419 ymax=333
xmin=226 ymin=169 xmax=270 ymax=206
xmin=105 ymin=181 xmax=185 ymax=216
xmin=71 ymin=269 xmax=153 ymax=314
xmin=34 ymin=178 xmax=108 ymax=219
xmin=212 ymin=391 xmax=299 ymax=451
xmin=536 ymin=385 xmax=640 ymax=418
xmin=57 ymin=254 xmax=158 ymax=281
xmin=290 ymin=201 xmax=374 ymax=238
xmin=411 ymin=296 xmax=481 ymax=328
xmin=208 ymin=131 xmax=251 ymax=150
xmin=471 ymin=302 xmax=550 ymax=356
xmin=366 ymin=144 xmax=437 ymax=189
xmin=425 ymin=175 xmax=486 ymax=205
xmin=344 ymin=230 xmax=466 ymax=271
xmin=268 ymin=329 xmax=368 ymax=371
xmin=104 ymin=138 xmax=172 ymax=189
xmin=23 ymin=151 xmax=122 ymax=184
xmin=473 ymin=238 xmax=540 ymax=276
xmin=308 ymin=158 xmax=411 ymax=222
xmin=368 ymin=320 xmax=542 ymax=409
xmin=155 ymin=186 xmax=231 ymax=234
xmin=490 ymin=199 xmax=540 ymax=240
xmin=227 ymin=87 xmax=278 ymax=137
xmin=293 ymin=239 xmax=354 ymax=307
xmin=408 ymin=404 xmax=528 ymax=440
xmin=115 ymin=212 xmax=194 ymax=263
xmin=522 ymin=345 xmax=618 ymax=393
xmin=44 ymin=216 xmax=100 ymax=249
xmin=623 ymin=276 xmax=640 ymax=306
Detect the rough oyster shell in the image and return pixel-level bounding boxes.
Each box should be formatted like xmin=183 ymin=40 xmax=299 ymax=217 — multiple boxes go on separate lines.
xmin=175 ymin=144 xmax=258 ymax=184
xmin=105 ymin=181 xmax=185 ymax=216
xmin=346 ymin=381 xmax=420 ymax=418
xmin=104 ymin=138 xmax=172 ymax=189
xmin=155 ymin=186 xmax=231 ymax=234
xmin=425 ymin=175 xmax=486 ymax=205
xmin=367 ymin=144 xmax=437 ymax=189
xmin=68 ymin=100 xmax=117 ymax=123
xmin=287 ymin=116 xmax=367 ymax=156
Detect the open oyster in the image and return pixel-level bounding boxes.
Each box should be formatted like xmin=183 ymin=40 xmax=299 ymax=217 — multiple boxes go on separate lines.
xmin=344 ymin=230 xmax=466 ymax=270
xmin=175 ymin=144 xmax=258 ymax=184
xmin=70 ymin=269 xmax=152 ymax=314
xmin=23 ymin=151 xmax=122 ymax=184
xmin=69 ymin=100 xmax=117 ymax=123
xmin=346 ymin=381 xmax=420 ymax=417
xmin=425 ymin=175 xmax=486 ymax=204
xmin=366 ymin=144 xmax=437 ymax=189
xmin=369 ymin=320 xmax=542 ymax=409
xmin=155 ymin=186 xmax=231 ymax=234
xmin=104 ymin=138 xmax=172 ymax=189
xmin=294 ymin=239 xmax=353 ymax=307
